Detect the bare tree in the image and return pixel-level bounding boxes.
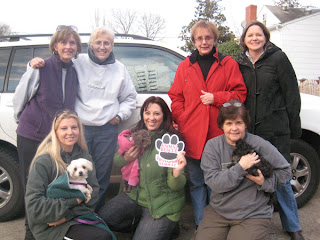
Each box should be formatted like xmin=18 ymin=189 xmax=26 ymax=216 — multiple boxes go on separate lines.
xmin=92 ymin=9 xmax=108 ymax=29
xmin=112 ymin=9 xmax=137 ymax=34
xmin=91 ymin=9 xmax=166 ymax=39
xmin=0 ymin=24 xmax=11 ymax=36
xmin=139 ymin=13 xmax=166 ymax=39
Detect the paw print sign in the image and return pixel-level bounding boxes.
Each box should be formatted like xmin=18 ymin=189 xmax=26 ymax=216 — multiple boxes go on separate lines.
xmin=155 ymin=134 xmax=185 ymax=168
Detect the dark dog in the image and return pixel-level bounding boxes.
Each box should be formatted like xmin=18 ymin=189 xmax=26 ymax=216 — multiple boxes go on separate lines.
xmin=122 ymin=129 xmax=151 ymax=193
xmin=228 ymin=139 xmax=275 ymax=205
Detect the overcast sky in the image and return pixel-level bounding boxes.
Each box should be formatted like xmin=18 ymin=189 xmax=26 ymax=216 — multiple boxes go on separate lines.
xmin=1 ymin=0 xmax=319 ymax=46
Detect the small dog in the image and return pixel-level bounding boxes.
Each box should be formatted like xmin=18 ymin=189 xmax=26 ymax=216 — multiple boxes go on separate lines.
xmin=120 ymin=129 xmax=152 ymax=193
xmin=228 ymin=139 xmax=275 ymax=205
xmin=67 ymin=158 xmax=93 ymax=203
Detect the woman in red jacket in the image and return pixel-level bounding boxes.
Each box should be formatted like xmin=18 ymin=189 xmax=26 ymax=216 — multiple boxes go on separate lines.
xmin=168 ymin=20 xmax=246 ymax=228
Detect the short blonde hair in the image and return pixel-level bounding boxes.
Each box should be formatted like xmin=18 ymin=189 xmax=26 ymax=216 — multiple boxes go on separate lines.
xmin=191 ymin=20 xmax=219 ymax=45
xmin=89 ymin=27 xmax=115 ymax=47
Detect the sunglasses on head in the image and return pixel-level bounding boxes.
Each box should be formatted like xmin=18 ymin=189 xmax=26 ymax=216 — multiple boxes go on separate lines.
xmin=56 ymin=25 xmax=78 ymax=32
xmin=222 ymin=102 xmax=242 ymax=108
xmin=54 ymin=109 xmax=78 ymax=119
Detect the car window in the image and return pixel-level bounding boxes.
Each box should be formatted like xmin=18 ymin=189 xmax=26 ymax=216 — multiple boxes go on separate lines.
xmin=34 ymin=47 xmax=51 ymax=60
xmin=8 ymin=48 xmax=33 ymax=92
xmin=114 ymin=46 xmax=183 ymax=93
xmin=0 ymin=48 xmax=11 ymax=92
xmin=5 ymin=44 xmax=183 ymax=94
xmin=7 ymin=47 xmax=51 ymax=92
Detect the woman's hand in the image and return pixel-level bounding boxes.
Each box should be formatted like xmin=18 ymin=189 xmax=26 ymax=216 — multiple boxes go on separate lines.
xmin=47 ymin=217 xmax=67 ymax=226
xmin=246 ymin=169 xmax=264 ymax=186
xmin=123 ymin=146 xmax=140 ymax=163
xmin=200 ymin=90 xmax=214 ymax=105
xmin=109 ymin=116 xmax=121 ymax=125
xmin=239 ymin=152 xmax=260 ymax=170
xmin=30 ymin=57 xmax=45 ymax=68
xmin=76 ymin=198 xmax=84 ymax=204
xmin=173 ymin=151 xmax=187 ymax=178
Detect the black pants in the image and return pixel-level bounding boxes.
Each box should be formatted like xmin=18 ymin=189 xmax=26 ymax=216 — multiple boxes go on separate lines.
xmin=65 ymin=224 xmax=113 ymax=240
xmin=17 ymin=135 xmax=41 ymax=192
xmin=17 ymin=135 xmax=41 ymax=240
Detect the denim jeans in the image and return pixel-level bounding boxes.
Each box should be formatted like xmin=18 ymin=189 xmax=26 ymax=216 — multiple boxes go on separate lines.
xmin=186 ymin=157 xmax=210 ymax=226
xmin=276 ymin=177 xmax=301 ymax=232
xmin=84 ymin=123 xmax=118 ymax=210
xmin=98 ymin=193 xmax=177 ymax=240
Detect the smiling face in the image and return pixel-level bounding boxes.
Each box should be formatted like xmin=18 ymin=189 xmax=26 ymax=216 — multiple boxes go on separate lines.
xmin=244 ymin=25 xmax=266 ymax=55
xmin=90 ymin=33 xmax=113 ymax=62
xmin=143 ymin=103 xmax=164 ymax=131
xmin=222 ymin=117 xmax=246 ymax=146
xmin=193 ymin=27 xmax=215 ymax=56
xmin=54 ymin=35 xmax=78 ymax=63
xmin=56 ymin=118 xmax=79 ymax=152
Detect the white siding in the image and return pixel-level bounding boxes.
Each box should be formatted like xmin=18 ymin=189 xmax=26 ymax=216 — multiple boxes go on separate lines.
xmin=258 ymin=7 xmax=281 ymax=27
xmin=258 ymin=9 xmax=320 ymax=80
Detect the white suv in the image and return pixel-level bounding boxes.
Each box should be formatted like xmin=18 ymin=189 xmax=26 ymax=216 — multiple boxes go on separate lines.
xmin=0 ymin=34 xmax=319 ymax=221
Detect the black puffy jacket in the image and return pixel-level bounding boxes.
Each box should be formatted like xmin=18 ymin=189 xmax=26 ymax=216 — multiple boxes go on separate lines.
xmin=237 ymin=43 xmax=301 ymax=159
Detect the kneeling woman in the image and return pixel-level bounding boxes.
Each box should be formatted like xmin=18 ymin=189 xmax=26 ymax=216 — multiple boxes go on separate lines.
xmin=25 ymin=110 xmax=113 ymax=240
xmin=196 ymin=99 xmax=291 ymax=240
xmin=99 ymin=96 xmax=187 ymax=240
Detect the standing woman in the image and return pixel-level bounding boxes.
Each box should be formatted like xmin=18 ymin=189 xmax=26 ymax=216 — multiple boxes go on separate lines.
xmin=73 ymin=27 xmax=137 ymax=210
xmin=30 ymin=27 xmax=137 ymax=211
xmin=168 ymin=20 xmax=247 ymax=227
xmin=25 ymin=110 xmax=113 ymax=240
xmin=237 ymin=20 xmax=304 ymax=240
xmin=13 ymin=25 xmax=81 ymax=191
xmin=13 ymin=25 xmax=81 ymax=239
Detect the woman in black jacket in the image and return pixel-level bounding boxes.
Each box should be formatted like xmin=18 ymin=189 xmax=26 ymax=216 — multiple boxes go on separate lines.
xmin=237 ymin=20 xmax=304 ymax=240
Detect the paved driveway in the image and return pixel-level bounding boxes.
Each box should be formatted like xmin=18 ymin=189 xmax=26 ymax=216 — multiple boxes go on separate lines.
xmin=1 ymin=185 xmax=319 ymax=240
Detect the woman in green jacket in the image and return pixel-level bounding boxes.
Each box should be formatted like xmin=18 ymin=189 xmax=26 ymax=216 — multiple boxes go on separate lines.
xmin=99 ymin=96 xmax=187 ymax=240
xmin=25 ymin=110 xmax=113 ymax=240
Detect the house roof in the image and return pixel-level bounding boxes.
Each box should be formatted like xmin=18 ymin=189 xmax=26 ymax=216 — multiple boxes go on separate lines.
xmin=265 ymin=5 xmax=320 ymax=23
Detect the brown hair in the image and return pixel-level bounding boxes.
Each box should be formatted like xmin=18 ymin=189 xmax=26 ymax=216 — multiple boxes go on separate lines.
xmin=132 ymin=96 xmax=181 ymax=137
xmin=217 ymin=99 xmax=250 ymax=129
xmin=191 ymin=20 xmax=219 ymax=45
xmin=49 ymin=27 xmax=82 ymax=58
xmin=240 ymin=20 xmax=270 ymax=51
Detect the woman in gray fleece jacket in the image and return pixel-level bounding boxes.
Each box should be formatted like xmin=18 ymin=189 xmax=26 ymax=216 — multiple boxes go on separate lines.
xmin=195 ymin=99 xmax=291 ymax=240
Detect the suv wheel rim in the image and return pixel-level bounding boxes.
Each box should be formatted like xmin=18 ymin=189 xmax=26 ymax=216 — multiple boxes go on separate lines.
xmin=290 ymin=152 xmax=311 ymax=198
xmin=0 ymin=166 xmax=13 ymax=208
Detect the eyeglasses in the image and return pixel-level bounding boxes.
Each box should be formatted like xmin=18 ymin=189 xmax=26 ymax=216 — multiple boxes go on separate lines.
xmin=222 ymin=102 xmax=242 ymax=108
xmin=93 ymin=41 xmax=111 ymax=48
xmin=56 ymin=25 xmax=78 ymax=32
xmin=195 ymin=36 xmax=214 ymax=43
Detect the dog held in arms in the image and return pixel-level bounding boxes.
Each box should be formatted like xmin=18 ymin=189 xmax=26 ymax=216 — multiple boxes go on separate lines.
xmin=67 ymin=158 xmax=93 ymax=203
xmin=119 ymin=129 xmax=152 ymax=193
xmin=228 ymin=139 xmax=275 ymax=205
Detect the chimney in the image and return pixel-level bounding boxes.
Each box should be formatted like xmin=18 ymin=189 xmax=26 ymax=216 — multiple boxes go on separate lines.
xmin=246 ymin=5 xmax=257 ymax=24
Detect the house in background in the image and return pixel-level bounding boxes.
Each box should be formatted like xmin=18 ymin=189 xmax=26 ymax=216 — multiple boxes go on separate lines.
xmin=245 ymin=5 xmax=320 ymax=81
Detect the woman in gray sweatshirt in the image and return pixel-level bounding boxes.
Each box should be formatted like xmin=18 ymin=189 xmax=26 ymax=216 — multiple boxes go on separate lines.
xmin=196 ymin=99 xmax=291 ymax=240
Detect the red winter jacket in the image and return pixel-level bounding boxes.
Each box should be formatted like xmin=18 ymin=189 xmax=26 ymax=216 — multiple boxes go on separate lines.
xmin=168 ymin=50 xmax=247 ymax=159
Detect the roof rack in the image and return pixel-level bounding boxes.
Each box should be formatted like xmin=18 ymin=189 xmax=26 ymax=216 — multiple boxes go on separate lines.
xmin=0 ymin=33 xmax=151 ymax=42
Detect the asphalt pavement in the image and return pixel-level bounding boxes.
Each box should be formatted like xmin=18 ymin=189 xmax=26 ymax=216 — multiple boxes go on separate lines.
xmin=1 ymin=184 xmax=320 ymax=240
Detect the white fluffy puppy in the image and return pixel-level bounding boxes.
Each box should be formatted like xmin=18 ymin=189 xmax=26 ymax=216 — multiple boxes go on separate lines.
xmin=67 ymin=158 xmax=93 ymax=203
